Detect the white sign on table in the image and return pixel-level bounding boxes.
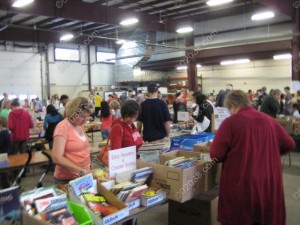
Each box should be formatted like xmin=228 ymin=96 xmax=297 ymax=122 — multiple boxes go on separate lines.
xmin=108 ymin=146 xmax=136 ymax=177
xmin=214 ymin=107 xmax=230 ymax=131
xmin=177 ymin=112 xmax=189 ymax=122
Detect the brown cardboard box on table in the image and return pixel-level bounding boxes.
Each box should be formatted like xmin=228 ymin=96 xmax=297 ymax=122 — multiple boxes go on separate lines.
xmin=168 ymin=186 xmax=220 ymax=225
xmin=275 ymin=118 xmax=294 ymax=134
xmin=137 ymin=158 xmax=205 ymax=203
xmin=160 ymin=150 xmax=218 ymax=193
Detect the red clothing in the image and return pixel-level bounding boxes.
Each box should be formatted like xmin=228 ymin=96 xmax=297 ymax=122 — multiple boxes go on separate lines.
xmin=100 ymin=114 xmax=113 ymax=130
xmin=109 ymin=119 xmax=143 ymax=151
xmin=8 ymin=108 xmax=33 ymax=141
xmin=210 ymin=105 xmax=295 ymax=225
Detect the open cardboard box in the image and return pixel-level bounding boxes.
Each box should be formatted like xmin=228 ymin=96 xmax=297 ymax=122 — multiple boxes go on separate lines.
xmin=160 ymin=150 xmax=218 ymax=193
xmin=137 ymin=158 xmax=205 ymax=203
xmin=69 ymin=181 xmax=129 ymax=225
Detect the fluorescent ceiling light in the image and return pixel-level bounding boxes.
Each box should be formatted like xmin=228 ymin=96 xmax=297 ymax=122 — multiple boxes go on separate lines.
xmin=120 ymin=18 xmax=139 ymax=26
xmin=177 ymin=66 xmax=188 ymax=70
xmin=197 ymin=64 xmax=202 ymax=68
xmin=221 ymin=58 xmax=250 ymax=65
xmin=206 ymin=0 xmax=234 ymax=6
xmin=251 ymin=11 xmax=275 ymax=21
xmin=60 ymin=34 xmax=74 ymax=41
xmin=273 ymin=53 xmax=292 ymax=60
xmin=116 ymin=39 xmax=126 ymax=44
xmin=12 ymin=0 xmax=34 ymax=7
xmin=176 ymin=27 xmax=194 ymax=33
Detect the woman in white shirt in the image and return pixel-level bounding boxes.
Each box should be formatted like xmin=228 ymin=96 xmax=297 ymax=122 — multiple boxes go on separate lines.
xmin=292 ymin=103 xmax=300 ymax=118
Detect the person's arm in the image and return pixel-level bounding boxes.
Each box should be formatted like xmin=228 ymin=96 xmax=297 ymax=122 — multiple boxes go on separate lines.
xmin=164 ymin=121 xmax=170 ymax=137
xmin=276 ymin=122 xmax=295 ymax=155
xmin=137 ymin=121 xmax=142 ymax=133
xmin=43 ymin=115 xmax=48 ymax=129
xmin=28 ymin=114 xmax=34 ymax=128
xmin=52 ymin=136 xmax=87 ymax=174
xmin=109 ymin=125 xmax=123 ymax=150
xmin=210 ymin=120 xmax=232 ymax=162
xmin=8 ymin=115 xmax=13 ymax=131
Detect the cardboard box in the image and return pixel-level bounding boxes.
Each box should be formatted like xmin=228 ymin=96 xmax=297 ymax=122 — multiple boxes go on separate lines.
xmin=275 ymin=118 xmax=294 ymax=134
xmin=137 ymin=159 xmax=205 ymax=203
xmin=69 ymin=181 xmax=129 ymax=225
xmin=168 ymin=187 xmax=220 ymax=225
xmin=141 ymin=191 xmax=167 ymax=207
xmin=125 ymin=198 xmax=141 ymax=211
xmin=160 ymin=150 xmax=218 ymax=193
xmin=194 ymin=143 xmax=211 ymax=153
xmin=23 ymin=212 xmax=47 ymax=225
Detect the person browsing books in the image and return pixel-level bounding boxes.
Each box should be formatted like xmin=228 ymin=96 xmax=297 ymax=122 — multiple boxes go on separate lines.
xmin=52 ymin=97 xmax=93 ymax=184
xmin=109 ymin=100 xmax=143 ymax=151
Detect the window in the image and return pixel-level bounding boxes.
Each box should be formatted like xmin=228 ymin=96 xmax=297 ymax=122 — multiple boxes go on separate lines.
xmin=8 ymin=95 xmax=17 ymax=100
xmin=55 ymin=47 xmax=80 ymax=61
xmin=96 ymin=52 xmax=116 ymax=63
xmin=19 ymin=94 xmax=28 ymax=101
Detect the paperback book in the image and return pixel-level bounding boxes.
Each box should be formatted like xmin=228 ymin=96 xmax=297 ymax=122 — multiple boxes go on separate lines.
xmin=0 ymin=186 xmax=21 ymax=225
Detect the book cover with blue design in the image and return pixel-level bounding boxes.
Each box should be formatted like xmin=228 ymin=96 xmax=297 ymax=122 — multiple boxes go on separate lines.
xmin=0 ymin=186 xmax=21 ymax=225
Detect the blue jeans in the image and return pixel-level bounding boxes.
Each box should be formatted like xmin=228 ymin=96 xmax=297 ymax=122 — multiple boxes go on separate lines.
xmin=101 ymin=129 xmax=110 ymax=140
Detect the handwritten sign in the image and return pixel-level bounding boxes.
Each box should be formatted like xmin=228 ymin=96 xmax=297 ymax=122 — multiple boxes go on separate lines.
xmin=213 ymin=107 xmax=230 ymax=131
xmin=177 ymin=112 xmax=189 ymax=122
xmin=108 ymin=146 xmax=136 ymax=177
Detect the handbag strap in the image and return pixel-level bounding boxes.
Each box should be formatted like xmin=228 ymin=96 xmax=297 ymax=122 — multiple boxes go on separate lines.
xmin=106 ymin=123 xmax=124 ymax=146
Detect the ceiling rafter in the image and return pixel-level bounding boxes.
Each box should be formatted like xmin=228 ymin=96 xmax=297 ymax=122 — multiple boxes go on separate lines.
xmin=0 ymin=0 xmax=178 ymax=33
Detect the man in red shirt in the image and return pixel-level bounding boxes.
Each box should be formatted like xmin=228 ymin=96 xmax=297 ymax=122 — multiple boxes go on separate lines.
xmin=210 ymin=90 xmax=295 ymax=225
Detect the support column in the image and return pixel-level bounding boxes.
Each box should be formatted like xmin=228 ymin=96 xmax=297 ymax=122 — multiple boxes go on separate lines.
xmin=185 ymin=34 xmax=197 ymax=91
xmin=292 ymin=6 xmax=300 ymax=93
xmin=87 ymin=45 xmax=92 ymax=92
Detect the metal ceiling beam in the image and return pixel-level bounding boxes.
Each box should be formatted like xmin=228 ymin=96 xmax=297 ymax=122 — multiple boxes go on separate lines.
xmin=110 ymin=0 xmax=141 ymax=8
xmin=141 ymin=0 xmax=204 ymax=14
xmin=13 ymin=15 xmax=36 ymax=25
xmin=141 ymin=40 xmax=291 ymax=70
xmin=0 ymin=0 xmax=178 ymax=33
xmin=35 ymin=18 xmax=56 ymax=27
xmin=257 ymin=0 xmax=294 ymax=17
xmin=41 ymin=19 xmax=73 ymax=29
xmin=0 ymin=26 xmax=115 ymax=47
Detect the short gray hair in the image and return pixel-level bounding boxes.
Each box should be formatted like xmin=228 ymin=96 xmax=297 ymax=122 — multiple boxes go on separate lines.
xmin=224 ymin=90 xmax=251 ymax=110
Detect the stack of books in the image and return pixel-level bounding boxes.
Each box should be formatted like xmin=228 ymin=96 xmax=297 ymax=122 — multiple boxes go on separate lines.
xmin=130 ymin=167 xmax=153 ymax=185
xmin=165 ymin=156 xmax=199 ymax=169
xmin=21 ymin=186 xmax=78 ymax=225
xmin=81 ymin=193 xmax=119 ymax=217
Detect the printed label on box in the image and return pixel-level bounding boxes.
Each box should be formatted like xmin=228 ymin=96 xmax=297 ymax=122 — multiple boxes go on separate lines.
xmin=141 ymin=192 xmax=166 ymax=207
xmin=126 ymin=199 xmax=141 ymax=211
xmin=103 ymin=208 xmax=129 ymax=225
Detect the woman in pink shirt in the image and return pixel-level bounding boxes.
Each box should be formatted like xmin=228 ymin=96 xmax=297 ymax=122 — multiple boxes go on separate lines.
xmin=100 ymin=101 xmax=114 ymax=140
xmin=52 ymin=97 xmax=93 ymax=184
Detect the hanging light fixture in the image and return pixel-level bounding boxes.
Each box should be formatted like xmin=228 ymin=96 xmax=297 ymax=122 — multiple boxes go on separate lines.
xmin=12 ymin=0 xmax=34 ymax=7
xmin=176 ymin=26 xmax=194 ymax=34
xmin=251 ymin=11 xmax=275 ymax=21
xmin=120 ymin=18 xmax=139 ymax=26
xmin=60 ymin=33 xmax=74 ymax=42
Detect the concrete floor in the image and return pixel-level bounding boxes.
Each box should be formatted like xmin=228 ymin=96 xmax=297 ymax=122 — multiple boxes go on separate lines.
xmin=17 ymin=134 xmax=300 ymax=225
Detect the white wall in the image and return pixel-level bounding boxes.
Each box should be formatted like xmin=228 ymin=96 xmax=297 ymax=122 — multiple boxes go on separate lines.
xmin=167 ymin=59 xmax=292 ymax=95
xmin=47 ymin=44 xmax=115 ymax=99
xmin=0 ymin=45 xmax=42 ymax=100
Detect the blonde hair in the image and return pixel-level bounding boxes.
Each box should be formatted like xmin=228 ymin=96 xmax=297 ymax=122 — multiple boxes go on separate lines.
xmin=224 ymin=90 xmax=250 ymax=110
xmin=65 ymin=97 xmax=93 ymax=118
xmin=109 ymin=100 xmax=120 ymax=110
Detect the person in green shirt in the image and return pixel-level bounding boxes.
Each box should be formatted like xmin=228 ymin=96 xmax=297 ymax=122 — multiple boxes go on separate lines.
xmin=0 ymin=100 xmax=11 ymax=118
